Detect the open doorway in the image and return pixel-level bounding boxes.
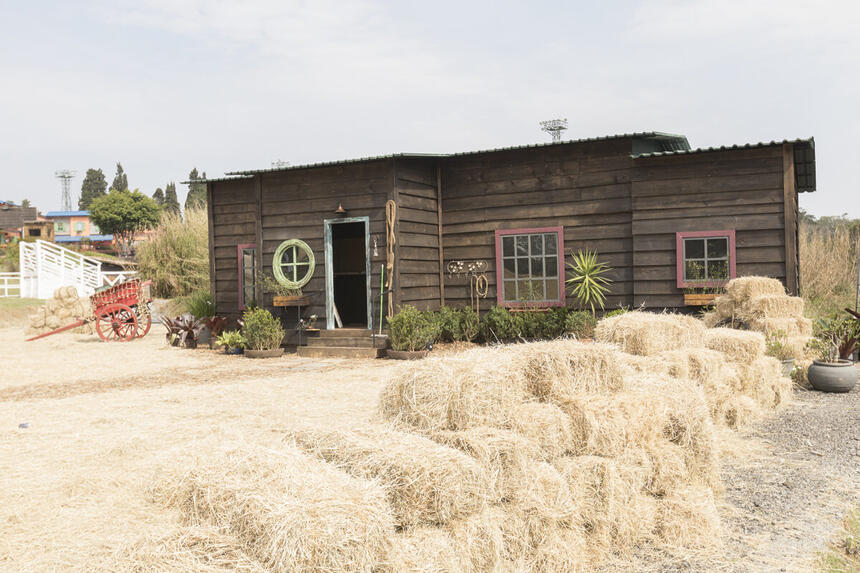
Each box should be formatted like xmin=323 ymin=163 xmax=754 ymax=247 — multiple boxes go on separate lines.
xmin=324 ymin=217 xmax=370 ymax=329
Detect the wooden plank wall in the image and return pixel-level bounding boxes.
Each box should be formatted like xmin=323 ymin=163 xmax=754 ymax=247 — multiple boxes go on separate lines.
xmin=258 ymin=160 xmax=391 ymax=337
xmin=439 ymin=139 xmax=636 ymax=311
xmin=394 ymin=158 xmax=441 ymax=310
xmin=211 ymin=177 xmax=257 ymax=314
xmin=630 ymin=146 xmax=787 ymax=308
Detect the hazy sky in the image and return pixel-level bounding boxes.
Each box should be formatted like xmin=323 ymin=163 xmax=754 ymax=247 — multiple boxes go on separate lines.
xmin=1 ymin=0 xmax=858 ymax=217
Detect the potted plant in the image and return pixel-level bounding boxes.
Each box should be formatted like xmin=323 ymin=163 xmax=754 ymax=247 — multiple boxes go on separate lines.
xmin=298 ymin=314 xmax=319 ymax=332
xmin=566 ymin=248 xmax=612 ymax=315
xmin=216 ymin=329 xmax=245 ymax=355
xmin=258 ymin=271 xmax=310 ymax=307
xmin=765 ymin=330 xmax=795 ymax=378
xmin=241 ymin=307 xmax=285 ymax=358
xmin=160 ymin=313 xmax=205 ymax=349
xmin=806 ymin=314 xmax=859 ymax=393
xmin=387 ymin=305 xmax=440 ymax=359
xmin=186 ymin=291 xmax=216 ymax=345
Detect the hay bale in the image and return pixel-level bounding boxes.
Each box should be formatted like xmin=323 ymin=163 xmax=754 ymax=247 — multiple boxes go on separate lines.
xmin=288 ymin=425 xmax=492 ymax=528
xmin=379 ymin=348 xmax=528 ymax=432
xmin=721 ymin=395 xmax=761 ymax=429
xmin=701 ymin=310 xmax=722 ymax=328
xmin=507 ymin=462 xmax=580 ymax=524
xmin=115 ymin=524 xmax=267 ymax=572
xmin=713 ymin=296 xmax=736 ymax=319
xmin=45 ymin=315 xmax=61 ymax=329
xmin=655 ymin=486 xmax=721 ymax=550
xmin=389 ymin=527 xmax=465 ymax=573
xmin=621 ymin=354 xmax=671 ymax=377
xmin=162 ymin=444 xmax=395 ymax=572
xmin=704 ymin=328 xmax=765 ymax=363
xmin=510 ymin=340 xmax=625 ymax=401
xmin=595 ymin=311 xmax=706 ymax=356
xmin=740 ymin=295 xmax=804 ymax=319
xmin=447 ymin=507 xmax=505 ymax=573
xmin=525 ymin=522 xmax=588 ymax=572
xmin=430 ymin=427 xmax=540 ymax=502
xmin=725 ymin=276 xmax=785 ymax=300
xmin=508 ymin=402 xmax=576 ymax=460
xmin=792 ymin=358 xmax=814 ymax=390
xmin=45 ymin=298 xmax=60 ymax=313
xmin=749 ymin=317 xmax=813 ymax=338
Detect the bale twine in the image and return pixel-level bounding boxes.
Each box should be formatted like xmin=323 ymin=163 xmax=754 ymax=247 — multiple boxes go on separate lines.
xmin=288 ymin=425 xmax=492 ymax=528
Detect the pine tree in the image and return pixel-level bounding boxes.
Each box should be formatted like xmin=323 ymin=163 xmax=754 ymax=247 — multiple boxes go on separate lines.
xmin=184 ymin=167 xmax=207 ymax=210
xmin=110 ymin=162 xmax=128 ymax=192
xmin=21 ymin=198 xmax=31 ymax=208
xmin=78 ymin=168 xmax=108 ymax=210
xmin=152 ymin=188 xmax=165 ymax=205
xmin=163 ymin=182 xmax=181 ymax=215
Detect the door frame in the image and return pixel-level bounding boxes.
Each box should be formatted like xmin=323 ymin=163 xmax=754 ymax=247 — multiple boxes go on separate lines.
xmin=323 ymin=216 xmax=372 ymax=330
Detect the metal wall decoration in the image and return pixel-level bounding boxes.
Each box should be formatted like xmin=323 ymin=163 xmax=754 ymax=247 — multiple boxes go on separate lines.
xmin=447 ymin=260 xmax=489 ymax=316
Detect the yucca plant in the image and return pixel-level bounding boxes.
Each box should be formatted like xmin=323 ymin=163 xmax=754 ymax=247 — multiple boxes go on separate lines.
xmin=566 ymin=249 xmax=612 ymax=315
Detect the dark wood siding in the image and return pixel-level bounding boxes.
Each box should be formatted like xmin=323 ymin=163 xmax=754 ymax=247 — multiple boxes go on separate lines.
xmin=210 ymin=178 xmax=257 ymax=314
xmin=394 ymin=158 xmax=441 ymax=311
xmin=439 ymin=139 xmax=636 ymax=311
xmin=630 ymin=146 xmax=787 ymax=308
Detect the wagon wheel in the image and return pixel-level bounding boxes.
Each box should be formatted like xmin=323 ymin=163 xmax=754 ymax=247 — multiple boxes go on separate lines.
xmin=134 ymin=303 xmax=152 ymax=337
xmin=95 ymin=304 xmax=138 ymax=342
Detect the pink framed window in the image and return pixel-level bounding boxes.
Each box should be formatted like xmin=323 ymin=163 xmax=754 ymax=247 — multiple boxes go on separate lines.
xmin=237 ymin=243 xmax=257 ymax=310
xmin=495 ymin=227 xmax=566 ymax=307
xmin=676 ymin=230 xmax=736 ymax=289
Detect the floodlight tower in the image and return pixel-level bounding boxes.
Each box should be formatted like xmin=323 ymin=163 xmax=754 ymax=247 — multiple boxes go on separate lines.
xmin=271 ymin=159 xmax=290 ymax=169
xmin=540 ymin=119 xmax=568 ymax=143
xmin=55 ymin=170 xmax=76 ymax=211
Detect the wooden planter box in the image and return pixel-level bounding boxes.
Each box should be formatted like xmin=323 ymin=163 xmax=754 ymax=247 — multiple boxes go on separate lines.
xmin=684 ymin=293 xmax=718 ymax=306
xmin=273 ymin=295 xmax=310 ymax=307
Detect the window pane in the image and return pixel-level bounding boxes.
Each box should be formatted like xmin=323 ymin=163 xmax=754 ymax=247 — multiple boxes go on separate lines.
xmin=244 ymin=287 xmax=255 ymax=306
xmin=530 ymin=235 xmax=543 ymax=256
xmin=544 ymin=234 xmax=557 ymax=255
xmin=503 ymin=258 xmax=516 ymax=279
xmin=296 ymin=247 xmax=310 ymax=263
xmin=708 ymin=259 xmax=729 ymax=280
xmin=545 ymin=279 xmax=559 ymax=300
xmin=516 ymin=235 xmax=528 ymax=256
xmin=519 ymin=279 xmax=543 ymax=301
xmin=516 ymin=257 xmax=528 ymax=278
xmin=530 ymin=257 xmax=544 ymax=278
xmin=242 ymin=250 xmax=254 ymax=268
xmin=685 ymin=260 xmax=705 ymax=281
xmin=503 ymin=280 xmax=517 ymax=301
xmin=284 ymin=247 xmax=295 ymax=264
xmin=545 ymin=256 xmax=558 ymax=278
xmin=502 ymin=236 xmax=514 ymax=257
xmin=707 ymin=237 xmax=728 ymax=259
xmin=685 ymin=238 xmax=705 ymax=259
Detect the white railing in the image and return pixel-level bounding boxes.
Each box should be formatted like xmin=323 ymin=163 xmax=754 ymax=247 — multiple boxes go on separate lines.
xmin=0 ymin=272 xmax=20 ymax=297
xmin=101 ymin=271 xmax=137 ymax=287
xmin=19 ymin=240 xmax=103 ymax=299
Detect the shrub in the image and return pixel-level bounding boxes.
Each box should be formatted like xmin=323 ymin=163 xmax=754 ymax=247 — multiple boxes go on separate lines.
xmin=460 ymin=307 xmax=480 ymax=342
xmin=764 ymin=330 xmax=793 ymax=361
xmin=241 ymin=308 xmax=285 ymax=351
xmin=186 ymin=290 xmax=215 ymax=319
xmin=388 ymin=305 xmax=440 ymax=352
xmin=566 ymin=248 xmax=612 ymax=314
xmin=565 ymin=310 xmax=598 ymax=339
xmin=604 ymin=307 xmax=630 ymax=319
xmin=216 ymin=329 xmax=245 ymax=349
xmin=430 ymin=306 xmax=463 ymax=342
xmin=481 ymin=306 xmax=522 ymax=342
xmin=136 ymin=208 xmax=209 ymax=298
xmin=799 ymin=219 xmax=859 ymax=320
xmin=518 ymin=308 xmax=568 ymax=339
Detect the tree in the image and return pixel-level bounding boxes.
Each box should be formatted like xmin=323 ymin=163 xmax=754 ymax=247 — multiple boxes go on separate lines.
xmin=20 ymin=198 xmax=31 ymax=208
xmin=184 ymin=167 xmax=207 ymax=210
xmin=152 ymin=188 xmax=164 ymax=206
xmin=111 ymin=162 xmax=129 ymax=192
xmin=78 ymin=168 xmax=107 ymax=210
xmin=89 ymin=189 xmax=160 ymax=255
xmin=163 ymin=182 xmax=181 ymax=215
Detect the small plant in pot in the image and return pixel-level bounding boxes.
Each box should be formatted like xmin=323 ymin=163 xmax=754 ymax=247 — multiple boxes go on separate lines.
xmin=216 ymin=329 xmax=245 ymax=355
xmin=765 ymin=330 xmax=795 ymax=378
xmin=387 ymin=305 xmax=440 ymax=359
xmin=241 ymin=307 xmax=285 ymax=358
xmin=806 ymin=314 xmax=859 ymax=393
xmin=160 ymin=313 xmax=205 ymax=349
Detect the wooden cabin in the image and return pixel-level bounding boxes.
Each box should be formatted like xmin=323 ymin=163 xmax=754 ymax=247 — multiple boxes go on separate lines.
xmin=204 ymin=132 xmax=815 ymax=352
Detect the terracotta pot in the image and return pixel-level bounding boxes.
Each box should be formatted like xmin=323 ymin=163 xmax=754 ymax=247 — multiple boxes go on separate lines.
xmin=244 ymin=348 xmax=284 ymax=359
xmin=387 ymin=349 xmax=429 ymax=360
xmin=808 ymin=359 xmax=858 ymax=393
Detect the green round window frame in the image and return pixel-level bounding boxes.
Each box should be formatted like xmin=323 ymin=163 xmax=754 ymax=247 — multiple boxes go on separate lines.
xmin=272 ymin=239 xmax=316 ymax=288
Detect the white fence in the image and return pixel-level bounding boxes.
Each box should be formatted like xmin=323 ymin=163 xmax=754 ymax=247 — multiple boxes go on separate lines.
xmin=101 ymin=271 xmax=137 ymax=287
xmin=0 ymin=272 xmax=20 ymax=297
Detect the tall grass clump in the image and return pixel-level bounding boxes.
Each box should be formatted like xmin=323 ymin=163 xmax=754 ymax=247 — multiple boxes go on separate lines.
xmin=799 ymin=219 xmax=859 ymax=319
xmin=136 ymin=208 xmax=210 ymax=298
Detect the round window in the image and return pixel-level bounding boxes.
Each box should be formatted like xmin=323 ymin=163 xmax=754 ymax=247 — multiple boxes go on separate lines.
xmin=272 ymin=239 xmax=315 ymax=288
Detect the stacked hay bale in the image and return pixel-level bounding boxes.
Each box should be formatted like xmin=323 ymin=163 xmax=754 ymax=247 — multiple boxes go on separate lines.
xmin=26 ymin=286 xmax=95 ymax=336
xmin=703 ymin=276 xmax=813 ymax=362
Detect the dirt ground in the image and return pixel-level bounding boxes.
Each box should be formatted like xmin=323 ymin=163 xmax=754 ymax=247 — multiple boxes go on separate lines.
xmin=1 ymin=323 xmax=858 ymax=572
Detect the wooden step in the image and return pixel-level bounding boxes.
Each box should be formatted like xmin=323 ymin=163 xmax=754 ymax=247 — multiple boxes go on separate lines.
xmin=296 ymin=346 xmax=385 ymax=359
xmin=317 ymin=328 xmax=373 ymax=338
xmin=305 ymin=336 xmax=376 ymax=348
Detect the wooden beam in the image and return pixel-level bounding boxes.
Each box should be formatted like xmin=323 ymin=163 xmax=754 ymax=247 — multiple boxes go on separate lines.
xmin=254 ymin=174 xmax=264 ymax=303
xmin=206 ymin=182 xmax=217 ymax=308
xmin=437 ymin=165 xmax=445 ymax=306
xmin=782 ymin=143 xmax=799 ymax=295
xmin=391 ymin=158 xmax=400 ymax=312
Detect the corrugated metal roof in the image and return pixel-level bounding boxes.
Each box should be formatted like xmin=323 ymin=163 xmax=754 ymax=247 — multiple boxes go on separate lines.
xmin=223 ymin=132 xmax=690 ymax=176
xmin=45 ymin=210 xmax=90 ymax=217
xmin=183 ymin=175 xmax=253 ymax=184
xmin=630 ymin=137 xmax=814 ymax=158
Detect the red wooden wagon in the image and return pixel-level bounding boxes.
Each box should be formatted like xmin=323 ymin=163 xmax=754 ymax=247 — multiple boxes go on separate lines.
xmin=26 ymin=278 xmax=153 ymax=342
